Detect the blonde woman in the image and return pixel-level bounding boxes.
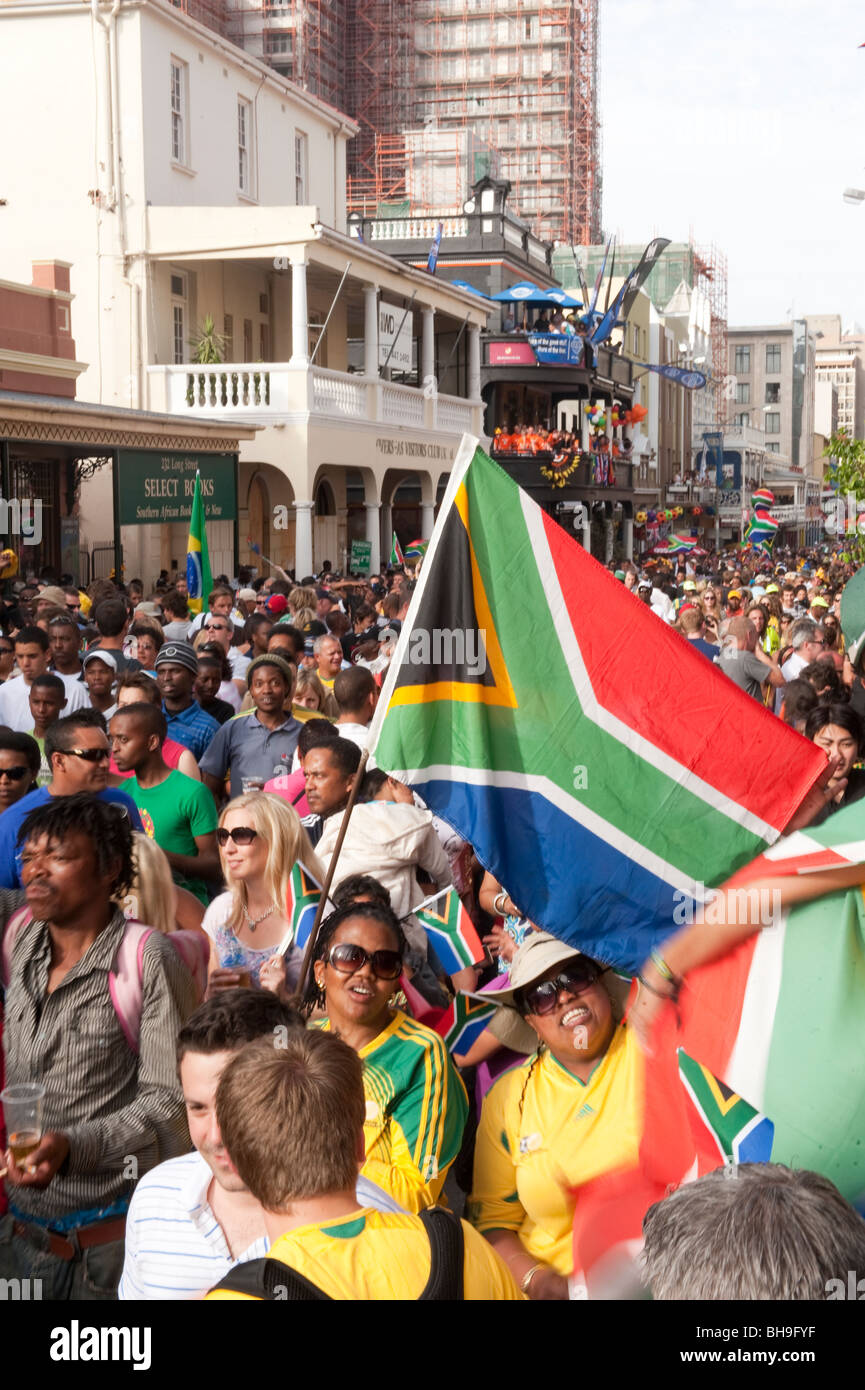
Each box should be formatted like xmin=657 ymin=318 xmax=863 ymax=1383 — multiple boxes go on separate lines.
xmin=203 ymin=791 xmax=325 ymax=994
xmin=294 ymin=666 xmax=339 ymax=720
xmin=123 ymin=831 xmax=207 ymax=935
xmin=288 ymin=585 xmax=318 ymax=619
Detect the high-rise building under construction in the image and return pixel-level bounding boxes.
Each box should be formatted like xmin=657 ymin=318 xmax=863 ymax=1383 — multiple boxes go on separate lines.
xmin=174 ymin=0 xmax=602 ymax=245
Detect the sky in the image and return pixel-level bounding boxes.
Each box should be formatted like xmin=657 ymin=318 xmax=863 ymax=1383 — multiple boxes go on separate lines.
xmin=599 ymin=0 xmax=865 ymax=330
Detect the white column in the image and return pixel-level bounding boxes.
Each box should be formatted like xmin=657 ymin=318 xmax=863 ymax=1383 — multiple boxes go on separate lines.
xmin=289 ymin=259 xmax=309 ymax=368
xmin=294 ymin=500 xmax=314 ymax=578
xmin=421 ymin=307 xmax=436 ymax=386
xmin=623 ymin=514 xmax=634 ymax=562
xmin=364 ymin=284 xmax=379 ymax=378
xmin=381 ymin=502 xmax=392 ymax=562
xmin=420 ymin=502 xmax=435 ymax=538
xmin=365 ymin=502 xmax=381 ymax=576
xmin=468 ymin=323 xmax=481 ymax=399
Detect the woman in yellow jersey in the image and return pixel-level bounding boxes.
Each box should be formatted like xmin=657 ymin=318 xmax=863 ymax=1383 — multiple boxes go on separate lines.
xmin=469 ymin=932 xmax=636 ymax=1300
xmin=302 ymin=900 xmax=468 ymax=1213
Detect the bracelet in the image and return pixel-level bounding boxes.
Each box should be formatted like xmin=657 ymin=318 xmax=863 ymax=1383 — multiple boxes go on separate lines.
xmin=493 ymin=891 xmax=508 ymax=916
xmin=650 ymin=949 xmax=678 ymax=983
xmin=638 ymin=973 xmax=680 ymax=1003
xmin=520 ymin=1263 xmax=545 ymax=1294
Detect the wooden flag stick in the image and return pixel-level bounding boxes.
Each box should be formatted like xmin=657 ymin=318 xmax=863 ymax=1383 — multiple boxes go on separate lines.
xmin=296 ymin=748 xmax=370 ymax=999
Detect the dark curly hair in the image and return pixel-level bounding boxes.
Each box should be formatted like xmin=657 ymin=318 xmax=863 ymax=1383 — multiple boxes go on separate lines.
xmin=299 ymin=900 xmax=407 ymax=1016
xmin=17 ymin=791 xmax=134 ymax=898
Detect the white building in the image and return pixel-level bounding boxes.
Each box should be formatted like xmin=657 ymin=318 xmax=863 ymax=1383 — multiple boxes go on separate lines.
xmin=0 ymin=0 xmax=487 ymax=583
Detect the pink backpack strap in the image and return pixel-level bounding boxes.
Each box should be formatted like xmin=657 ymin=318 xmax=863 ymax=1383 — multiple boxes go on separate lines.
xmin=167 ymin=931 xmax=209 ymax=1005
xmin=108 ymin=921 xmax=153 ymax=1056
xmin=1 ymin=906 xmax=34 ymax=989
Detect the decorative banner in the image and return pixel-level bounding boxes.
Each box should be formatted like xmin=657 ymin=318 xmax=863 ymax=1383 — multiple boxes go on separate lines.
xmin=527 ymin=333 xmax=584 ymax=366
xmin=488 ymin=340 xmax=537 ymax=365
xmin=589 ymin=237 xmax=671 ymax=347
xmin=743 ymin=488 xmax=779 ymax=551
xmin=426 ymin=222 xmax=443 ymax=275
xmin=186 ymin=472 xmax=212 ymax=617
xmin=635 ymin=362 xmax=708 ymax=390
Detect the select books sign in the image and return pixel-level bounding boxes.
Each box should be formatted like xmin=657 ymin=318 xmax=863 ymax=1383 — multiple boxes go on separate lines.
xmin=116 ymin=451 xmax=238 ymax=526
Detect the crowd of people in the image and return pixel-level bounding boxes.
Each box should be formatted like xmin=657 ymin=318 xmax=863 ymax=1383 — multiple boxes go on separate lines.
xmin=0 ymin=543 xmax=864 ymax=1303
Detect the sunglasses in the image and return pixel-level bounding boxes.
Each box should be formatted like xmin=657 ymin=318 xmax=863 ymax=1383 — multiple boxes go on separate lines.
xmin=64 ymin=747 xmax=110 ymax=763
xmin=517 ymin=960 xmax=602 ymax=1017
xmin=326 ymin=941 xmax=402 ymax=982
xmin=205 ymin=624 xmax=230 ymax=633
xmin=0 ymin=765 xmax=29 ymax=781
xmin=216 ymin=825 xmax=259 ymax=846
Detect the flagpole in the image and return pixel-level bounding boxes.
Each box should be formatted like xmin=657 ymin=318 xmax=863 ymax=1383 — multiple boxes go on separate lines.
xmin=295 ymin=748 xmax=370 ymax=999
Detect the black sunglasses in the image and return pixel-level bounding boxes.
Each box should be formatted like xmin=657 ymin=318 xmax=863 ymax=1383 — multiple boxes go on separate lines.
xmin=0 ymin=765 xmax=29 ymax=781
xmin=326 ymin=941 xmax=402 ymax=982
xmin=216 ymin=826 xmax=259 ymax=846
xmin=517 ymin=960 xmax=603 ymax=1017
xmin=64 ymin=747 xmax=110 ymax=763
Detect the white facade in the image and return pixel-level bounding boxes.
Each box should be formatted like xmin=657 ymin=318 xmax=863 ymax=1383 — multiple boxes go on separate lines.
xmin=0 ymin=0 xmax=487 ymax=583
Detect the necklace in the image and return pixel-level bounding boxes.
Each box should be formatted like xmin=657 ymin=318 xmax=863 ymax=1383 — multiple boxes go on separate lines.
xmin=242 ymin=901 xmax=277 ymax=932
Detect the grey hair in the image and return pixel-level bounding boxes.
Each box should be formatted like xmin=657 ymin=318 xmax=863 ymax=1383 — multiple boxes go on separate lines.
xmin=313 ymin=634 xmax=340 ymax=656
xmin=789 ymin=618 xmax=820 ymax=650
xmin=641 ymin=1163 xmax=865 ymax=1300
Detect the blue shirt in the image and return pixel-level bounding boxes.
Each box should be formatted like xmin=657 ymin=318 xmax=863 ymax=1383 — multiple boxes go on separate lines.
xmin=0 ymin=786 xmax=144 ymax=889
xmin=199 ymin=710 xmax=301 ymax=799
xmin=161 ymin=700 xmax=220 ymax=761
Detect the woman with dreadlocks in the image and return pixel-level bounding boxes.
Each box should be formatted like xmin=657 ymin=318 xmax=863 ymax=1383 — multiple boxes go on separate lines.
xmin=467 ymin=932 xmax=632 ymax=1300
xmin=301 ymin=899 xmax=468 ymax=1214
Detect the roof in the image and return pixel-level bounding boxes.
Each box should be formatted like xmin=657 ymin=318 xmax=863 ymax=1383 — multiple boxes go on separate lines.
xmin=0 ymin=390 xmax=257 ymax=448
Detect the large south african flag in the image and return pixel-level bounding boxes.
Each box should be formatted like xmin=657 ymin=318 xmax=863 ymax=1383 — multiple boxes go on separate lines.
xmin=368 ymin=439 xmax=825 ymax=972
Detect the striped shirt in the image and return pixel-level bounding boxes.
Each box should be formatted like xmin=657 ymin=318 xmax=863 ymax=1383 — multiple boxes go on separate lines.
xmin=118 ymin=1151 xmax=406 ymax=1300
xmin=2 ymin=904 xmax=198 ymax=1224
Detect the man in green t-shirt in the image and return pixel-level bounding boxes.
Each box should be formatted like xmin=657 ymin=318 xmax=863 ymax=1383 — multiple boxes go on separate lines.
xmin=109 ymin=702 xmax=220 ymax=904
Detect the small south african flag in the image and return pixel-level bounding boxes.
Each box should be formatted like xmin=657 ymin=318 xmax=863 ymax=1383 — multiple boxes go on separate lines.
xmin=390 ymin=532 xmax=405 ymax=567
xmin=288 ymin=863 xmax=325 ymax=950
xmin=412 ymin=888 xmax=486 ymax=975
xmin=435 ymin=992 xmax=498 ymax=1055
xmin=404 ymin=538 xmax=429 ymax=560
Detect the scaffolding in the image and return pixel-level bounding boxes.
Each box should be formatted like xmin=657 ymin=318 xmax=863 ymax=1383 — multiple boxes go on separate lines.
xmin=692 ymin=242 xmax=728 ymax=429
xmin=171 ymin=0 xmax=603 ymax=244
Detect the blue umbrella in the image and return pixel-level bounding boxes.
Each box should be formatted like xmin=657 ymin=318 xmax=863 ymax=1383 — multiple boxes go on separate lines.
xmin=491 ymin=281 xmax=582 ymax=307
xmin=449 ymin=279 xmax=490 ymax=298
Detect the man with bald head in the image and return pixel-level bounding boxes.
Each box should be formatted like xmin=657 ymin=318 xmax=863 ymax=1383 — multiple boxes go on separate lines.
xmin=718 ymin=616 xmax=784 ymax=702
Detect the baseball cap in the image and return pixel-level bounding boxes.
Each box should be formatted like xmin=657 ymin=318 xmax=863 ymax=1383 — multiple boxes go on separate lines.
xmin=82 ymin=649 xmax=118 ymax=672
xmin=154 ymin=641 xmax=198 ymax=675
xmin=810 ymin=596 xmax=830 ymax=609
xmin=266 ymin=594 xmax=288 ymax=616
xmin=237 ymin=588 xmax=258 ymax=602
xmin=727 ymin=589 xmax=742 ymax=600
xmin=681 ymin=580 xmax=697 ymax=592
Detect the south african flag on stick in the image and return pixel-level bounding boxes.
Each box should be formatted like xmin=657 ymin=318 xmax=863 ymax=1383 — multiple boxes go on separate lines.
xmin=390 ymin=532 xmax=405 ymax=567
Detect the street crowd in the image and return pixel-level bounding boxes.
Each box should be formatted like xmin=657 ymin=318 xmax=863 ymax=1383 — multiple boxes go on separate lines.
xmin=1 ymin=544 xmax=865 ymax=1302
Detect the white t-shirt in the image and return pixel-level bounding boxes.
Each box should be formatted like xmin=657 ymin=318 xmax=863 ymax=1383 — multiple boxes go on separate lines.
xmin=0 ymin=672 xmax=89 ymax=732
xmin=335 ymin=720 xmax=371 ymax=751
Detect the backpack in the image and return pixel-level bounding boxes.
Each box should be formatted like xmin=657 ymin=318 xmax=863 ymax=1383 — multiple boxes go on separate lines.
xmin=211 ymin=1205 xmax=465 ymax=1301
xmin=0 ymin=907 xmax=209 ymax=1054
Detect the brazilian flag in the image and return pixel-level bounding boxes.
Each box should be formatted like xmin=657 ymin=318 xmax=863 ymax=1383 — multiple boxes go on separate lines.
xmin=186 ymin=471 xmax=212 ymax=616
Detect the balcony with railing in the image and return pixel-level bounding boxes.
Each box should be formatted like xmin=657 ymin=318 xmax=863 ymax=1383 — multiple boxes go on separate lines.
xmin=146 ymin=362 xmax=482 ymax=437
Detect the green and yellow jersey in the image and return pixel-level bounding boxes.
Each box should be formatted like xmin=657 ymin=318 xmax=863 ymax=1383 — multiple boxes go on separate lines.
xmin=468 ymin=1023 xmax=643 ymax=1276
xmin=319 ymin=1010 xmax=468 ymax=1213
xmin=205 ymin=1208 xmax=523 ymax=1301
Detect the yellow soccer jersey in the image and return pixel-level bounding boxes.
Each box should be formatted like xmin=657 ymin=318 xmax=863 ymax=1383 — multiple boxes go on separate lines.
xmin=468 ymin=1023 xmax=644 ymax=1276
xmin=205 ymin=1208 xmax=523 ymax=1301
xmin=319 ymin=1011 xmax=468 ymax=1213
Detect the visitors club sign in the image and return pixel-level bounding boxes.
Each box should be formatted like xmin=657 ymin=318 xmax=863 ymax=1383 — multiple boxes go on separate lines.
xmin=116 ymin=450 xmax=238 ymax=526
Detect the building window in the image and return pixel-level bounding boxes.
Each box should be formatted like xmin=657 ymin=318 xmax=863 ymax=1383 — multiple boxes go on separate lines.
xmin=734 ymin=346 xmax=750 ymax=373
xmin=223 ymin=313 xmax=234 ymax=360
xmin=735 ymin=382 xmax=750 ymax=404
xmin=170 ymin=59 xmax=187 ymax=164
xmin=243 ymin=318 xmax=253 ymax=361
xmin=766 ymin=344 xmax=782 ymax=372
xmin=764 ymin=411 xmax=781 ymax=434
xmin=633 ymin=325 xmax=639 ymax=354
xmin=765 ymin=382 xmax=780 ymax=404
xmin=766 ymin=442 xmax=780 ymax=453
xmin=295 ymin=131 xmax=308 ymax=203
xmin=238 ymin=98 xmax=252 ymax=194
xmin=170 ymin=270 xmax=187 ymax=365
xmin=736 ymin=412 xmax=749 ymax=427
xmin=259 ymin=322 xmax=270 ymax=360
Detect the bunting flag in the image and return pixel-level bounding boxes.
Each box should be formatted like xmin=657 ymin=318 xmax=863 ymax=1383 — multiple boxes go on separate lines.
xmin=368 ymin=439 xmax=824 ymax=973
xmin=404 ymin=538 xmax=429 ymax=560
xmin=186 ymin=472 xmax=212 ymax=617
xmin=285 ymin=862 xmax=325 ymax=952
xmin=571 ymin=995 xmax=774 ymax=1294
xmin=669 ymin=797 xmax=865 ymax=1203
xmin=651 ymin=534 xmax=697 ymax=555
xmin=634 ymin=362 xmax=708 ymax=390
xmin=426 ymin=222 xmax=443 ymax=275
xmin=390 ymin=532 xmax=405 ymax=567
xmin=412 ymin=888 xmax=486 ymax=974
xmin=589 ymin=237 xmax=671 ymax=347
